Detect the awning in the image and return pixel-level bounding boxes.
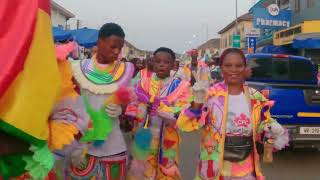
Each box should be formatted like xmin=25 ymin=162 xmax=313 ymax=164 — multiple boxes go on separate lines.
xmin=52 ymin=27 xmax=72 ymax=42
xmin=293 ymin=33 xmax=320 ymax=49
xmin=70 ymin=27 xmax=98 ymax=48
xmin=256 ymin=45 xmax=297 ymax=54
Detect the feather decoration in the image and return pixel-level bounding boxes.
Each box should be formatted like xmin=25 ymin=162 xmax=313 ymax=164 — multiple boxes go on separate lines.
xmin=81 ymin=86 xmax=135 ymax=146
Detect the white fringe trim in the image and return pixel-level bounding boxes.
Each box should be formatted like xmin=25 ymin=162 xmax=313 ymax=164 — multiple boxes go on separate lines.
xmin=71 ymin=61 xmax=119 ymax=94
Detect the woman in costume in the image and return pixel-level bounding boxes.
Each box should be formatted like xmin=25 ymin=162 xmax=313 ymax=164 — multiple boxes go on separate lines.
xmin=177 ymin=48 xmax=289 ymax=180
xmin=49 ymin=23 xmax=134 ymax=179
xmin=126 ymin=47 xmax=192 ymax=180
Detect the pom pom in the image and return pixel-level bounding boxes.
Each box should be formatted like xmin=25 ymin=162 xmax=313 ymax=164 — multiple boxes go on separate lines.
xmin=273 ymin=129 xmax=290 ymax=150
xmin=134 ymin=128 xmax=152 ymax=151
xmin=131 ymin=128 xmax=152 ymax=160
xmin=112 ymin=86 xmax=136 ymax=105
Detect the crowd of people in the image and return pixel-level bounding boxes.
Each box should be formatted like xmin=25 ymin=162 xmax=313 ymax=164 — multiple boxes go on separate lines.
xmin=1 ymin=22 xmax=289 ymax=180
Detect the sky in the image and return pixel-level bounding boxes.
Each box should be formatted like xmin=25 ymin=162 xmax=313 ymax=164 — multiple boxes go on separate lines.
xmin=55 ymin=0 xmax=257 ymax=53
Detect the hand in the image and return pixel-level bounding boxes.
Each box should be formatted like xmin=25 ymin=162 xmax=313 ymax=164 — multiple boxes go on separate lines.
xmin=105 ymin=103 xmax=122 ymax=118
xmin=70 ymin=149 xmax=87 ymax=169
xmin=192 ymin=81 xmax=209 ymax=104
xmin=146 ymin=103 xmax=153 ymax=113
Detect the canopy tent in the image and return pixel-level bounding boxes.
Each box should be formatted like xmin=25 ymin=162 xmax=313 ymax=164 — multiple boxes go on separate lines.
xmin=70 ymin=27 xmax=98 ymax=48
xmin=52 ymin=26 xmax=72 ymax=42
xmin=293 ymin=33 xmax=320 ymax=49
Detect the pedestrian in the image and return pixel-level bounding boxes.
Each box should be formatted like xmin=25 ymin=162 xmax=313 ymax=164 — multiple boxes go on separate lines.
xmin=126 ymin=47 xmax=192 ymax=180
xmin=49 ymin=23 xmax=135 ymax=179
xmin=131 ymin=57 xmax=146 ymax=78
xmin=209 ymin=56 xmax=223 ymax=84
xmin=177 ymin=48 xmax=289 ymax=180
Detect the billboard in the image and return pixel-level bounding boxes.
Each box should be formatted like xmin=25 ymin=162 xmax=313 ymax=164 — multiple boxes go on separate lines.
xmin=253 ymin=4 xmax=292 ymax=29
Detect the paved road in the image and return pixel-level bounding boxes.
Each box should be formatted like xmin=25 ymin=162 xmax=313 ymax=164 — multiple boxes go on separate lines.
xmin=179 ymin=132 xmax=320 ymax=180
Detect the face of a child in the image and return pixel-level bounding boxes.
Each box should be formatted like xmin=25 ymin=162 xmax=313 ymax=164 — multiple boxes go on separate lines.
xmin=153 ymin=52 xmax=174 ymax=79
xmin=97 ymin=35 xmax=124 ymax=64
xmin=135 ymin=59 xmax=145 ymax=70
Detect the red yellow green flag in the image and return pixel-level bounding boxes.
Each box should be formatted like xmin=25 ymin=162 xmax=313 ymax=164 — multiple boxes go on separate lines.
xmin=0 ymin=0 xmax=61 ymax=146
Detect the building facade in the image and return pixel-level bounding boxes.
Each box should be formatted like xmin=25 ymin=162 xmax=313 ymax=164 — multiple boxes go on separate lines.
xmin=291 ymin=0 xmax=320 ymax=25
xmin=249 ymin=0 xmax=291 ymax=47
xmin=272 ymin=0 xmax=320 ymax=63
xmin=51 ymin=0 xmax=75 ymax=30
xmin=218 ymin=13 xmax=253 ymax=50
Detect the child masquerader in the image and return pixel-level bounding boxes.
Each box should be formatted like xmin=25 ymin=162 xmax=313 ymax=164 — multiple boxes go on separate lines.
xmin=48 ymin=23 xmax=135 ymax=179
xmin=126 ymin=47 xmax=192 ymax=180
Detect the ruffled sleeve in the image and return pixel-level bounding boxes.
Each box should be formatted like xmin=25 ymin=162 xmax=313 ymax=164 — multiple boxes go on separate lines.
xmin=48 ymin=61 xmax=89 ymax=151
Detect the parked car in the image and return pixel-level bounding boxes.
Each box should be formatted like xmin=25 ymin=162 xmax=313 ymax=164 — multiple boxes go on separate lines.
xmin=246 ymin=53 xmax=320 ymax=149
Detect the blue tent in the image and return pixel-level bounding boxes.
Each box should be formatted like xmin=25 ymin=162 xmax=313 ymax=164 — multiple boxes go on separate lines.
xmin=70 ymin=27 xmax=98 ymax=48
xmin=52 ymin=27 xmax=72 ymax=42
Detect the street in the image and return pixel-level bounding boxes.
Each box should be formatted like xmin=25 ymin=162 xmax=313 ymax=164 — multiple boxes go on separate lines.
xmin=180 ymin=132 xmax=320 ymax=180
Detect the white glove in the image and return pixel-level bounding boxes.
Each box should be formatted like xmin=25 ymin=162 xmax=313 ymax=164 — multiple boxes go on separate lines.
xmin=192 ymin=81 xmax=209 ymax=104
xmin=105 ymin=103 xmax=122 ymax=118
xmin=70 ymin=148 xmax=87 ymax=169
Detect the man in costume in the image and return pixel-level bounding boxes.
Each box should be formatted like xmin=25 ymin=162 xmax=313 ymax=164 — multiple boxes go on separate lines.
xmin=49 ymin=23 xmax=134 ymax=179
xmin=126 ymin=47 xmax=192 ymax=180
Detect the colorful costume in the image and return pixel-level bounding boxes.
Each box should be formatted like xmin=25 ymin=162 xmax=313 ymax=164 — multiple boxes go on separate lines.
xmin=0 ymin=1 xmax=60 ymax=179
xmin=126 ymin=73 xmax=192 ymax=180
xmin=177 ymin=61 xmax=210 ymax=86
xmin=177 ymin=82 xmax=289 ymax=180
xmin=49 ymin=55 xmax=134 ymax=179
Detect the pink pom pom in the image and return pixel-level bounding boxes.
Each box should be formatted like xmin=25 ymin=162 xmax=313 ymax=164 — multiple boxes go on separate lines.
xmin=113 ymin=86 xmax=136 ymax=105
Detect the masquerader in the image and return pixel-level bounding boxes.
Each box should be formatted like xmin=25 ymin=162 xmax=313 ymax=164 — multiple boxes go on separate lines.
xmin=126 ymin=47 xmax=192 ymax=180
xmin=176 ymin=49 xmax=211 ymax=86
xmin=49 ymin=23 xmax=135 ymax=179
xmin=177 ymin=48 xmax=289 ymax=180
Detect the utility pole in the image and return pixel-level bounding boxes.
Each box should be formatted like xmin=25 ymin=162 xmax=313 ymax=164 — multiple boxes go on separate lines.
xmin=235 ymin=0 xmax=238 ymax=35
xmin=76 ymin=19 xmax=81 ymax=29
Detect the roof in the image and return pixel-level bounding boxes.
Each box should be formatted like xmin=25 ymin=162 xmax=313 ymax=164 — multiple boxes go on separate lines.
xmin=249 ymin=0 xmax=269 ymax=13
xmin=218 ymin=13 xmax=253 ymax=34
xmin=51 ymin=0 xmax=75 ymax=18
xmin=197 ymin=38 xmax=220 ymax=50
xmin=249 ymin=0 xmax=289 ymax=12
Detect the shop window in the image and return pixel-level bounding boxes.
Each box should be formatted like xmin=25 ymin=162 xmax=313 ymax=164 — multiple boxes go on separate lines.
xmin=248 ymin=57 xmax=314 ymax=82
